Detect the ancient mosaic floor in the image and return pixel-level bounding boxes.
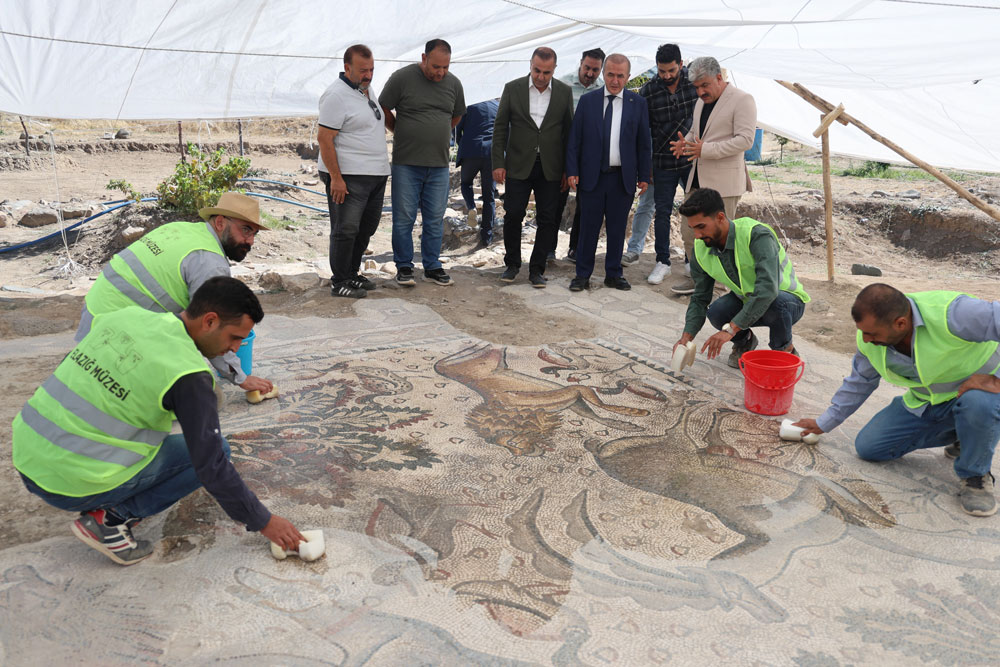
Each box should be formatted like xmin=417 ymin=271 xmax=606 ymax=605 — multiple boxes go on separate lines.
xmin=3 ymin=286 xmax=1000 ymax=665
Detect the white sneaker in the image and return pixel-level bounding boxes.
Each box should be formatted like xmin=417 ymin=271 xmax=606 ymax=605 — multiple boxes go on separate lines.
xmin=647 ymin=262 xmax=671 ymax=284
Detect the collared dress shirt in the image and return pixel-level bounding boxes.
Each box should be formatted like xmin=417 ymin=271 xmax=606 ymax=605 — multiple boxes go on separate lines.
xmin=528 ymin=79 xmax=551 ymax=129
xmin=603 ymin=89 xmax=624 ymax=167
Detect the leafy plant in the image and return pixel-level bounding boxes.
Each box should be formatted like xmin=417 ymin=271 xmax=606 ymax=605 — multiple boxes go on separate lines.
xmin=155 ymin=143 xmax=251 ymax=217
xmin=842 ymin=160 xmax=893 ymax=178
xmin=775 ymin=135 xmax=789 ymax=162
xmin=106 ymin=178 xmax=142 ymax=204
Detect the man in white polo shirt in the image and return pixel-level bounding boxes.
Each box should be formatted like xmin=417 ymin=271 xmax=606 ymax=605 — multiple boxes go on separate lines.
xmin=318 ymin=44 xmax=391 ymax=298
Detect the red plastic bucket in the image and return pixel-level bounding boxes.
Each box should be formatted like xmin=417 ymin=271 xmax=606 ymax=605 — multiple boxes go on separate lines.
xmin=738 ymin=350 xmax=804 ymax=415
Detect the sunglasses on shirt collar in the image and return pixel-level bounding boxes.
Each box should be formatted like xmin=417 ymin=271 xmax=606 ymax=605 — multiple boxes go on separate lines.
xmin=357 ymin=89 xmax=382 ymax=120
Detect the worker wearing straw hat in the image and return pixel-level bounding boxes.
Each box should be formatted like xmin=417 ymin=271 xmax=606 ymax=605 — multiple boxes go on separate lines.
xmin=76 ymin=191 xmax=273 ymax=395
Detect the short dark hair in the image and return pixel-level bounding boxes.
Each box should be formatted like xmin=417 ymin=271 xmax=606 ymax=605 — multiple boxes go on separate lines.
xmin=851 ymin=283 xmax=911 ymax=324
xmin=425 ymin=39 xmax=451 ymax=55
xmin=655 ymin=43 xmax=682 ymax=65
xmin=188 ymin=276 xmax=264 ymax=325
xmin=531 ymin=46 xmax=557 ymax=65
xmin=344 ymin=44 xmax=372 ymax=66
xmin=581 ymin=48 xmax=606 ymax=63
xmin=678 ymin=188 xmax=726 ymax=218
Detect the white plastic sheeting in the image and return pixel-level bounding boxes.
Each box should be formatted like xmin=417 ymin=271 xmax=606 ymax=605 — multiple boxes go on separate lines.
xmin=2 ymin=0 xmax=999 ymax=171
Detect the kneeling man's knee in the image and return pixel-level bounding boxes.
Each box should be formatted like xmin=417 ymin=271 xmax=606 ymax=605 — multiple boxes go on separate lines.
xmin=854 ymin=424 xmax=895 ymax=461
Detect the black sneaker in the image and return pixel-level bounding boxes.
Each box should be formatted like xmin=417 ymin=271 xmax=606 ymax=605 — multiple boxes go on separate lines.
xmin=529 ymin=273 xmax=547 ymax=288
xmin=565 ymin=249 xmax=577 ymax=263
xmin=569 ymin=277 xmax=590 ymax=292
xmin=349 ymin=274 xmax=376 ymax=291
xmin=500 ymin=267 xmax=518 ymax=283
xmin=960 ymin=472 xmax=997 ymax=516
xmin=395 ymin=267 xmax=416 ymax=286
xmin=71 ymin=509 xmax=154 ymax=566
xmin=944 ymin=441 xmax=961 ymax=459
xmin=331 ymin=280 xmax=367 ymax=298
xmin=424 ymin=268 xmax=453 ymax=286
xmin=727 ymin=331 xmax=759 ymax=368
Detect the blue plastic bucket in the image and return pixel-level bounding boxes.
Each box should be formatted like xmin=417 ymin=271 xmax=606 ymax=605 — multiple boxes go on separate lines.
xmin=235 ymin=329 xmax=255 ymax=376
xmin=744 ymin=128 xmax=764 ymax=162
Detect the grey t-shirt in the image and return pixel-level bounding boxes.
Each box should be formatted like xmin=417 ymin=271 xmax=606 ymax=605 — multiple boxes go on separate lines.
xmin=378 ymin=64 xmax=466 ymax=167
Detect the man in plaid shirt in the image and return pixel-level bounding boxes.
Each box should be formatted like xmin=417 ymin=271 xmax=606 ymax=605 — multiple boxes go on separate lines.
xmin=625 ymin=44 xmax=697 ymax=286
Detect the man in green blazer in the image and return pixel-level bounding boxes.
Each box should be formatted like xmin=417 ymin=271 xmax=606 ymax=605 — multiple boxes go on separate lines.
xmin=492 ymin=47 xmax=574 ymax=288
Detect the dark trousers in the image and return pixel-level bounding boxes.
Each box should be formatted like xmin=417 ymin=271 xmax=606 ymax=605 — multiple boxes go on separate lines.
xmin=706 ymin=291 xmax=806 ymax=350
xmin=321 ymin=172 xmax=388 ymax=284
xmin=459 ymin=157 xmax=496 ymax=244
xmin=502 ymin=158 xmax=561 ymax=275
xmin=556 ymin=188 xmax=584 ymax=252
xmin=576 ymin=171 xmax=633 ymax=279
xmin=651 ymin=165 xmax=690 ymax=265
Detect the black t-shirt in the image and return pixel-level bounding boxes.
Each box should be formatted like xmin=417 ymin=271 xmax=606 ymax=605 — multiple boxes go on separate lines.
xmin=691 ymin=100 xmax=718 ymax=190
xmin=162 ymin=372 xmax=271 ymax=531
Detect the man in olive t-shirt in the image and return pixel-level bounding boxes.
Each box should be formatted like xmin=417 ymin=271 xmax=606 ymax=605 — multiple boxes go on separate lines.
xmin=379 ymin=38 xmax=466 ymax=287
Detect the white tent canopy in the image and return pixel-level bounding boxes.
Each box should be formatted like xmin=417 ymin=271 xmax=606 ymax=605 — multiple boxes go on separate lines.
xmin=2 ymin=0 xmax=999 ymax=171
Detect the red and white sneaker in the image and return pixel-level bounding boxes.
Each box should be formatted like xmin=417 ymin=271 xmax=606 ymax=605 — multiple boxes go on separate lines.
xmin=71 ymin=509 xmax=154 ymax=566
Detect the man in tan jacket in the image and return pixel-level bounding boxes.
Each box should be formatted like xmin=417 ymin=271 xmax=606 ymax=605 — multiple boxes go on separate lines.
xmin=669 ymin=56 xmax=757 ymax=294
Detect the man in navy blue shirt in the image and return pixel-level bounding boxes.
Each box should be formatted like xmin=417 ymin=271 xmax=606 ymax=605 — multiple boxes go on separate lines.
xmin=455 ymin=99 xmax=499 ymax=245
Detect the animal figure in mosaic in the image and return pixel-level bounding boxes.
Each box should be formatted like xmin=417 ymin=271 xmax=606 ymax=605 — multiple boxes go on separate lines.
xmin=589 ymin=398 xmax=895 ymax=560
xmin=435 ymin=342 xmax=650 ymax=456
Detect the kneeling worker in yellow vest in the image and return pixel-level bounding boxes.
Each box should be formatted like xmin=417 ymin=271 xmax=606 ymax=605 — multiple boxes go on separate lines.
xmin=794 ymin=284 xmax=1000 ymax=517
xmin=671 ymin=187 xmax=809 ymax=367
xmin=12 ymin=276 xmax=303 ymax=565
xmin=77 ymin=192 xmax=273 ymax=396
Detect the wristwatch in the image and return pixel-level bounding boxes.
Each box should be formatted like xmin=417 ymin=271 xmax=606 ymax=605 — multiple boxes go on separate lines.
xmin=723 ymin=322 xmax=737 ymax=334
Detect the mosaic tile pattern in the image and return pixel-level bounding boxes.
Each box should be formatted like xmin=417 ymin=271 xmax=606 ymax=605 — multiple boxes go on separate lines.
xmin=2 ymin=291 xmax=999 ymax=665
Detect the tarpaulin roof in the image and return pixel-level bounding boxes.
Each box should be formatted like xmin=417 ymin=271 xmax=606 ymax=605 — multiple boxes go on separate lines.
xmin=2 ymin=0 xmax=999 ymax=171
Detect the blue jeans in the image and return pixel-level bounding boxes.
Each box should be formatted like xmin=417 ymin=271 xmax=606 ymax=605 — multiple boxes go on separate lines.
xmin=391 ymin=164 xmax=449 ymax=271
xmin=19 ymin=434 xmax=229 ymax=522
xmin=626 ymin=166 xmax=689 ymax=264
xmin=856 ymin=391 xmax=1000 ymax=479
xmin=706 ymin=291 xmax=805 ymax=351
xmin=459 ymin=157 xmax=496 ymax=244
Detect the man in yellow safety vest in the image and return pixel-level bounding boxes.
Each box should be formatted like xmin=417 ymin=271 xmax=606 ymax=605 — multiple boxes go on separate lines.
xmin=795 ymin=283 xmax=1000 ymax=517
xmin=13 ymin=276 xmax=303 ymax=565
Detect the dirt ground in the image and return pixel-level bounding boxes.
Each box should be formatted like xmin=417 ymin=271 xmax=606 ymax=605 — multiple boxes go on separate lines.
xmin=2 ymin=121 xmax=1000 ymax=388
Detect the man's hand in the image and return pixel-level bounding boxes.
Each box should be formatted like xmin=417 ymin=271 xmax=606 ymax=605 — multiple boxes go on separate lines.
xmin=493 ymin=168 xmax=506 ymax=185
xmin=957 ymin=374 xmax=1000 ymax=397
xmin=560 ymin=173 xmax=568 ymax=192
xmin=260 ymin=515 xmax=305 ymax=551
xmin=240 ymin=376 xmax=273 ymax=393
xmin=682 ymin=138 xmax=704 ymax=161
xmin=701 ymin=330 xmax=734 ymax=360
xmin=669 ymin=131 xmax=687 ymax=158
xmin=673 ymin=332 xmax=694 ymax=356
xmin=329 ymin=176 xmax=349 ymax=204
xmin=567 ymin=175 xmax=579 ymax=191
xmin=792 ymin=418 xmax=824 ymax=436
xmin=637 ymin=181 xmax=649 ymax=196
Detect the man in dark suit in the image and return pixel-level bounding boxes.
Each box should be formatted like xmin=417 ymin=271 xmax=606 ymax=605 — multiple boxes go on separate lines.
xmin=566 ymin=53 xmax=652 ymax=291
xmin=492 ymin=47 xmax=574 ymax=288
xmin=455 ymin=99 xmax=499 ymax=245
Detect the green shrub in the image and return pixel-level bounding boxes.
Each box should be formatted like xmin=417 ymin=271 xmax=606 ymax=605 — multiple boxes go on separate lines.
xmin=106 ymin=178 xmax=142 ymax=204
xmin=155 ymin=143 xmax=251 ymax=217
xmin=842 ymin=160 xmax=893 ymax=178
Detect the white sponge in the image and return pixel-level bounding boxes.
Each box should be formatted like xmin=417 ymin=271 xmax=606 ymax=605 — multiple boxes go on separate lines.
xmin=671 ymin=341 xmax=697 ymax=374
xmin=780 ymin=419 xmax=820 ymax=445
xmin=270 ymin=529 xmax=325 ymax=562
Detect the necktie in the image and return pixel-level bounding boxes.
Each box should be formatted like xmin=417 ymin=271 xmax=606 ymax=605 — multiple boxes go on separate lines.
xmin=601 ymin=94 xmax=614 ymax=171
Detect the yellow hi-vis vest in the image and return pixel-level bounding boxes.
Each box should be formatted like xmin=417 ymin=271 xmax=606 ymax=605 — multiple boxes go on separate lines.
xmin=858 ymin=290 xmax=1000 ymax=409
xmin=85 ymin=221 xmax=224 ymax=316
xmin=12 ymin=307 xmax=213 ymax=496
xmin=694 ymin=217 xmax=810 ymax=304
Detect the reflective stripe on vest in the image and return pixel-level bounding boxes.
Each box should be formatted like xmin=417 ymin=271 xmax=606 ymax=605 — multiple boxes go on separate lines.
xmin=115 ymin=247 xmax=185 ymax=313
xmin=911 ymin=346 xmax=1000 ymax=399
xmin=19 ymin=403 xmax=145 ymax=467
xmin=100 ymin=263 xmax=165 ymax=312
xmin=41 ymin=375 xmax=167 ymax=447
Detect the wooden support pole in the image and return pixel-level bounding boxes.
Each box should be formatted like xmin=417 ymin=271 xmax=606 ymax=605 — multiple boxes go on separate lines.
xmin=238 ymin=119 xmax=245 ymax=156
xmin=821 ymin=121 xmax=835 ymax=282
xmin=813 ymin=104 xmax=845 ymax=138
xmin=18 ymin=115 xmax=30 ymax=156
xmin=177 ymin=121 xmax=185 ymax=163
xmin=776 ymin=80 xmax=1000 ymax=223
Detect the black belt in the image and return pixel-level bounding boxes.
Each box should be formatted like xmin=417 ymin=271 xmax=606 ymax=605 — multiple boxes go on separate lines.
xmin=601 ymin=166 xmax=621 ymax=173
